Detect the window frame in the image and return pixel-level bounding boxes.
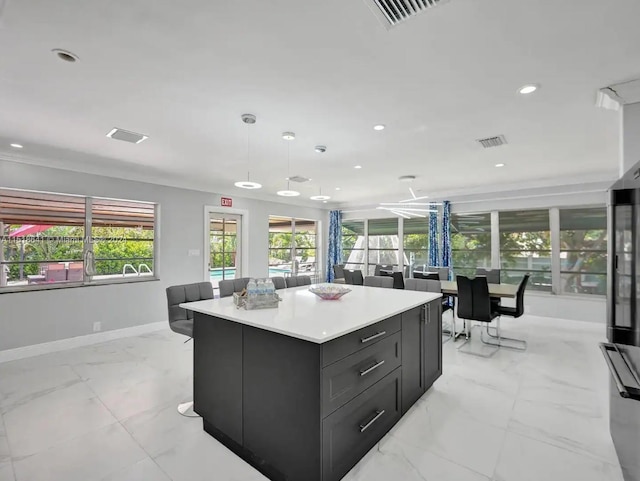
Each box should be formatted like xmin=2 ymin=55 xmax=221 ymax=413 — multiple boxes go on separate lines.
xmin=366 ymin=218 xmax=400 ymax=275
xmin=0 ymin=188 xmax=159 ymax=294
xmin=268 ymin=216 xmax=318 ymax=279
xmin=450 ymin=212 xmax=492 ymax=278
xmin=556 ymin=206 xmax=607 ymax=297
xmin=341 ymin=202 xmax=608 ymax=299
xmin=341 ymin=219 xmax=366 ymax=271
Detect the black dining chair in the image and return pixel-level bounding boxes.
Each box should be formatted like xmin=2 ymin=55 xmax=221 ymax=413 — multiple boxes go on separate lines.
xmin=333 ymin=264 xmax=346 ymax=284
xmin=374 ymin=264 xmax=394 ymax=276
xmin=428 ymin=266 xmax=451 ymax=281
xmin=380 ymin=270 xmax=404 ymax=289
xmin=476 ymin=268 xmax=502 ymax=311
xmin=414 ymin=271 xmax=440 ymax=281
xmin=364 ymin=276 xmax=394 ymax=288
xmin=476 ymin=268 xmax=501 ymax=284
xmin=490 ymin=274 xmax=530 ymax=350
xmin=456 ymin=275 xmax=501 ymax=357
xmin=344 ymin=269 xmax=364 ymax=286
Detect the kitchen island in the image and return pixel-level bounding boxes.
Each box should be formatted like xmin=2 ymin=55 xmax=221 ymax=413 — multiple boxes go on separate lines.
xmin=182 ymin=285 xmax=442 ymax=481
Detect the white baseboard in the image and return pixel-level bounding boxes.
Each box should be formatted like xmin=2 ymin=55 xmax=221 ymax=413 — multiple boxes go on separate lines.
xmin=0 ymin=322 xmax=167 ymax=364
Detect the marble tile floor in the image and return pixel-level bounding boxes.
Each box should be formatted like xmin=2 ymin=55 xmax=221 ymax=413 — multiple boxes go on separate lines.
xmin=0 ymin=314 xmax=624 ymax=481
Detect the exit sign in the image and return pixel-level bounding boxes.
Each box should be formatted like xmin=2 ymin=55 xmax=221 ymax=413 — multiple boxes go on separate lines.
xmin=221 ymin=197 xmax=233 ymax=207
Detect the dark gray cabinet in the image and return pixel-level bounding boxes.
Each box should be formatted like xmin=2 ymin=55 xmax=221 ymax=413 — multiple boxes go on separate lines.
xmin=194 ymin=297 xmax=442 ymax=481
xmin=322 ymin=332 xmax=401 ymax=417
xmin=322 ymin=368 xmax=401 ymax=481
xmin=401 ymin=301 xmax=443 ymax=414
xmin=424 ymin=301 xmax=443 ymax=388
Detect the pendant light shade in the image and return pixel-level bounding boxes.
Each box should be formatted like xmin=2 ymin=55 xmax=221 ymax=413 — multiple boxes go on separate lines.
xmin=278 ymin=133 xmax=300 ymax=197
xmin=277 ymin=189 xmax=300 ymax=197
xmin=310 ymin=186 xmax=330 ymax=201
xmin=235 ymin=180 xmax=262 ymax=189
xmin=235 ymin=114 xmax=262 ymax=190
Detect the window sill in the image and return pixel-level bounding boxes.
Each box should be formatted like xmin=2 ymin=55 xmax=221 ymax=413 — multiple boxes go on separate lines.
xmin=0 ymin=276 xmax=159 ymax=294
xmin=526 ymin=290 xmax=605 ymax=301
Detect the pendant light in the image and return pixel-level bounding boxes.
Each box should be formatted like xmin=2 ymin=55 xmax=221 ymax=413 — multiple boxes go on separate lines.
xmin=310 ymin=187 xmax=330 ymax=201
xmin=277 ymin=132 xmax=300 ymax=197
xmin=234 ymin=114 xmax=262 ymax=190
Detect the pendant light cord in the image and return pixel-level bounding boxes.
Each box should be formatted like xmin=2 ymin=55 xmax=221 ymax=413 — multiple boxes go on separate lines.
xmin=287 ymin=141 xmax=291 ymax=190
xmin=246 ymin=123 xmax=251 ymax=182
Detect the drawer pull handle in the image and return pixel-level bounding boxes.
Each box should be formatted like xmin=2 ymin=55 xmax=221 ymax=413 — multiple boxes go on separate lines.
xmin=360 ymin=331 xmax=386 ymax=343
xmin=360 ymin=360 xmax=385 ymax=377
xmin=359 ymin=409 xmax=386 ymax=433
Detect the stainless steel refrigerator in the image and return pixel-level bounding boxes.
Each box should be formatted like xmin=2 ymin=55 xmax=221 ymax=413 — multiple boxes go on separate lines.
xmin=604 ymin=163 xmax=640 ymax=481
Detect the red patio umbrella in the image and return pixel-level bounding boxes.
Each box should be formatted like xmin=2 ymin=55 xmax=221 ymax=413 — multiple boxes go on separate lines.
xmin=9 ymin=225 xmax=52 ymax=237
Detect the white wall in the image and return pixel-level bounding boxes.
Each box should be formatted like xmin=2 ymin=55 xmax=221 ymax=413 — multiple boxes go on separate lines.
xmin=342 ymin=184 xmax=608 ymax=324
xmin=0 ymin=160 xmax=329 ymax=351
xmin=622 ymin=102 xmax=640 ymax=175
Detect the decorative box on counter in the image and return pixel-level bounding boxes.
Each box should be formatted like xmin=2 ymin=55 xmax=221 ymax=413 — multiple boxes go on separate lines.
xmin=233 ymin=292 xmax=281 ymax=310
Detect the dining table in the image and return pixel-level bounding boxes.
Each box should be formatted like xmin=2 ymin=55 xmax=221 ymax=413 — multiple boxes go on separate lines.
xmin=440 ymin=280 xmax=518 ymax=298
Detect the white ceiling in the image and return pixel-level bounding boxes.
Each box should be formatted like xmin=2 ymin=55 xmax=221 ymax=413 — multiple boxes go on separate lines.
xmin=0 ymin=0 xmax=638 ymax=207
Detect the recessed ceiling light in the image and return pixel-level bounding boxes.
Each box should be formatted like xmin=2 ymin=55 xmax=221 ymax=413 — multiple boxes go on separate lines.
xmin=335 ymin=187 xmax=341 ymax=191
xmin=373 ymin=124 xmax=385 ymax=131
xmin=277 ymin=190 xmax=300 ymax=197
xmin=10 ymin=143 xmax=23 ymax=149
xmin=495 ymin=163 xmax=505 ymax=168
xmin=323 ymin=200 xmax=328 ymax=204
xmin=52 ymin=49 xmax=79 ymax=63
xmin=282 ymin=132 xmax=295 ymax=140
xmin=315 ymin=145 xmax=327 ymax=153
xmin=354 ymin=165 xmax=362 ymax=169
xmin=310 ymin=195 xmax=331 ymax=201
xmin=518 ymin=84 xmax=538 ymax=95
xmin=234 ymin=181 xmax=262 ymax=189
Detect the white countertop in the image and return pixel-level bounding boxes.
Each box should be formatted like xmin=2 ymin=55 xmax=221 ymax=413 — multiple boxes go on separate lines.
xmin=181 ymin=285 xmax=442 ymax=344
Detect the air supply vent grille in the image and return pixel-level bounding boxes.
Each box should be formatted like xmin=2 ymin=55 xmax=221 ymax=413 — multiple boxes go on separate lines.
xmin=106 ymin=128 xmax=149 ymax=144
xmin=366 ymin=0 xmax=449 ymax=27
xmin=476 ymin=135 xmax=507 ymax=149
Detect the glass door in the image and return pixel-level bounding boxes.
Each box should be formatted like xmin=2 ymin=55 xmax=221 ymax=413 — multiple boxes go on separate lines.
xmin=209 ymin=214 xmax=241 ymax=290
xmin=614 ymin=202 xmax=633 ymax=329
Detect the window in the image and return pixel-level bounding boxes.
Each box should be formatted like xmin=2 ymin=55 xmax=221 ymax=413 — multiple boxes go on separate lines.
xmin=367 ymin=218 xmax=399 ymax=275
xmin=209 ymin=215 xmax=239 ymax=287
xmin=559 ymin=207 xmax=607 ymax=295
xmin=295 ymin=219 xmax=317 ymax=277
xmin=451 ymin=213 xmax=491 ymax=277
xmin=91 ymin=198 xmax=155 ymax=278
xmin=403 ymin=217 xmax=429 ymax=273
xmin=499 ymin=210 xmax=551 ymax=291
xmin=268 ymin=216 xmax=317 ymax=278
xmin=0 ymin=188 xmax=157 ymax=292
xmin=342 ymin=220 xmax=365 ymax=271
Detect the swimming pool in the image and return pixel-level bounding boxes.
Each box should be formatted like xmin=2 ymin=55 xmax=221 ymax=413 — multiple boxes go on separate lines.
xmin=209 ymin=267 xmax=291 ymax=282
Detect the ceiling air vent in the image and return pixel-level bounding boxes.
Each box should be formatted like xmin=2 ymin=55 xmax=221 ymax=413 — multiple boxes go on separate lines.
xmin=365 ymin=0 xmax=449 ymax=28
xmin=476 ymin=135 xmax=507 ymax=149
xmin=106 ymin=128 xmax=149 ymax=144
xmin=287 ymin=175 xmax=311 ymax=183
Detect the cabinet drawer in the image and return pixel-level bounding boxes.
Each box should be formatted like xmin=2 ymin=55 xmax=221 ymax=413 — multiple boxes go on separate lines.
xmin=322 ymin=332 xmax=401 ymax=417
xmin=322 ymin=369 xmax=401 ymax=481
xmin=322 ymin=315 xmax=401 ymax=367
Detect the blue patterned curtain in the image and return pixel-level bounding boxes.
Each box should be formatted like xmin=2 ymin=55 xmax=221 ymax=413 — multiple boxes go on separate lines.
xmin=326 ymin=210 xmax=342 ymax=282
xmin=441 ymin=201 xmax=452 ymax=279
xmin=428 ymin=203 xmax=439 ymax=267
